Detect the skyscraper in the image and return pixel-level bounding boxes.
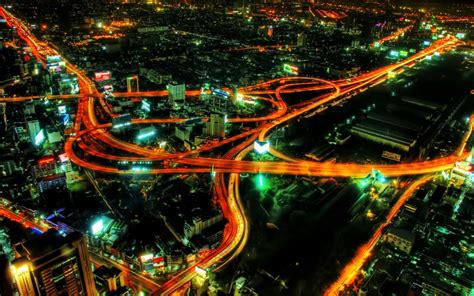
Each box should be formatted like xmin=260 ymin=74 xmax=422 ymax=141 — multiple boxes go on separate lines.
xmin=167 ymin=82 xmax=186 ymax=105
xmin=126 ymin=75 xmax=139 ymax=93
xmin=297 ymin=32 xmax=306 ymax=47
xmin=27 ymin=120 xmax=41 ymax=145
xmin=205 ymin=111 xmax=226 ymax=138
xmin=93 ymin=265 xmax=127 ymax=295
xmin=11 ymin=230 xmax=96 ymax=296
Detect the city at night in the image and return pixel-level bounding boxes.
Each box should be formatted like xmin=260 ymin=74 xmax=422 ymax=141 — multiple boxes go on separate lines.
xmin=0 ymin=0 xmax=472 ymax=295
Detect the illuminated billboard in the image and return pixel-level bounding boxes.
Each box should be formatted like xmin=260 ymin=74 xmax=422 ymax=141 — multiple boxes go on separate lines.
xmin=94 ymin=71 xmax=111 ymax=82
xmin=35 ymin=129 xmax=45 ymax=146
xmin=91 ymin=220 xmax=104 ymax=235
xmin=283 ymin=64 xmax=298 ymax=75
xmin=103 ymin=84 xmax=114 ymax=92
xmin=254 ymin=140 xmax=270 ymax=154
xmin=58 ymin=105 xmax=67 ymax=114
xmin=112 ymin=113 xmax=132 ymax=129
xmin=63 ymin=114 xmax=70 ymax=126
xmin=211 ymin=88 xmax=229 ymax=98
xmin=141 ymin=100 xmax=151 ymax=112
xmin=137 ymin=126 xmax=156 ymax=140
xmin=58 ymin=153 xmax=69 ymax=162
xmin=140 ymin=254 xmax=153 ymax=262
xmin=46 ymin=55 xmax=61 ymax=63
xmin=195 ymin=266 xmax=208 ymax=278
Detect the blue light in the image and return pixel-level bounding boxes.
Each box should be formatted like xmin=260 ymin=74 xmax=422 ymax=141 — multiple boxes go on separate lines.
xmin=32 ymin=227 xmax=43 ymax=234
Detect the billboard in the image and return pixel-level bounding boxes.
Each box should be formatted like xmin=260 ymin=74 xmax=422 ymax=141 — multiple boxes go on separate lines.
xmin=211 ymin=88 xmax=229 ymax=99
xmin=140 ymin=254 xmax=153 ymax=262
xmin=58 ymin=153 xmax=69 ymax=162
xmin=58 ymin=105 xmax=67 ymax=114
xmin=141 ymin=100 xmax=151 ymax=112
xmin=35 ymin=129 xmax=45 ymax=146
xmin=254 ymin=140 xmax=270 ymax=154
xmin=91 ymin=220 xmax=104 ymax=235
xmin=46 ymin=55 xmax=61 ymax=63
xmin=283 ymin=64 xmax=298 ymax=75
xmin=382 ymin=151 xmax=401 ymax=162
xmin=94 ymin=71 xmax=111 ymax=82
xmin=195 ymin=266 xmax=208 ymax=278
xmin=112 ymin=113 xmax=131 ymax=129
xmin=63 ymin=114 xmax=70 ymax=126
xmin=103 ymin=84 xmax=114 ymax=92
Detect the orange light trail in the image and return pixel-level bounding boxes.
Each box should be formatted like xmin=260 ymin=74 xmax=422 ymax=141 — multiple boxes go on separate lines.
xmin=323 ymin=175 xmax=432 ymax=295
xmin=0 ymin=5 xmax=468 ymax=295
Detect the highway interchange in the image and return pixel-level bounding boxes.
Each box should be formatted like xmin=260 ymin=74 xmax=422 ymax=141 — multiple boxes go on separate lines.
xmin=0 ymin=6 xmax=469 ymax=295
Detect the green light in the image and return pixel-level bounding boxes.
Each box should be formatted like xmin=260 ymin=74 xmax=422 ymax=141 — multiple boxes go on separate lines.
xmin=256 ymin=174 xmax=266 ymax=190
xmin=137 ymin=130 xmax=156 ymax=140
xmin=92 ymin=220 xmax=104 ymax=235
xmin=400 ymin=50 xmax=408 ymax=57
xmin=283 ymin=64 xmax=298 ymax=75
xmin=132 ymin=166 xmax=149 ymax=171
xmin=355 ymin=178 xmax=369 ymax=190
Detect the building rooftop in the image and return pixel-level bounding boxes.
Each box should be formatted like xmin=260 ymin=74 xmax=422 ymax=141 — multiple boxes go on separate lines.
xmin=93 ymin=265 xmax=122 ymax=280
xmin=401 ymin=96 xmax=445 ymax=111
xmin=388 ymin=228 xmax=415 ymax=243
xmin=367 ymin=111 xmax=424 ymax=132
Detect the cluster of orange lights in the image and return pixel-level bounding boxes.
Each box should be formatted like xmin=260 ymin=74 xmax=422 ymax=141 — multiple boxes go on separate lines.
xmin=110 ymin=20 xmax=134 ymax=27
xmin=0 ymin=5 xmax=469 ymax=296
xmin=92 ymin=33 xmax=124 ymax=40
xmin=314 ymin=9 xmax=348 ymax=20
xmin=374 ymin=25 xmax=413 ymax=47
xmin=324 ymin=176 xmax=432 ymax=295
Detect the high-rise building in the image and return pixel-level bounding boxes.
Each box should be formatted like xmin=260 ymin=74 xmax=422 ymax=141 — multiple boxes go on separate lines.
xmin=204 ymin=111 xmax=226 ymax=138
xmin=32 ymin=156 xmax=66 ymax=193
xmin=267 ymin=26 xmax=273 ymax=38
xmin=27 ymin=120 xmax=41 ymax=145
xmin=183 ymin=212 xmax=224 ymax=238
xmin=93 ymin=266 xmax=127 ymax=295
xmin=10 ymin=230 xmax=96 ymax=296
xmin=126 ymin=75 xmax=139 ymax=93
xmin=297 ymin=32 xmax=306 ymax=47
xmin=167 ymin=82 xmax=186 ymax=105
